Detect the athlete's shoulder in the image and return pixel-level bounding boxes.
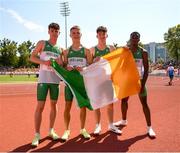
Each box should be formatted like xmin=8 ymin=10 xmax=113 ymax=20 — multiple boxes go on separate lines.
xmin=79 ymin=45 xmax=88 ymax=52
xmin=36 ymin=40 xmax=45 ymax=47
xmin=139 ymin=46 xmax=147 ymax=53
xmin=33 ymin=40 xmax=45 ymax=53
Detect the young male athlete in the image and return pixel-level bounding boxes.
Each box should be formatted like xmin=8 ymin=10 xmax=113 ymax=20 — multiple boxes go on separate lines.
xmin=61 ymin=25 xmax=92 ymax=141
xmin=114 ymin=32 xmax=156 ymax=138
xmin=90 ymin=26 xmax=122 ymax=135
xmin=30 ymin=22 xmax=63 ymax=147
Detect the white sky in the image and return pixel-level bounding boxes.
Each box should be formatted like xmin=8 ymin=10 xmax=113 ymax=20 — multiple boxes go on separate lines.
xmin=0 ymin=0 xmax=180 ymax=48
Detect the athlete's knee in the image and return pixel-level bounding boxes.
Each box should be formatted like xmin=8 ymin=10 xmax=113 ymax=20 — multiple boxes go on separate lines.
xmin=50 ymin=100 xmax=57 ymax=105
xmin=80 ymin=107 xmax=86 ymax=113
xmin=36 ymin=102 xmax=45 ymax=112
xmin=50 ymin=102 xmax=57 ymax=111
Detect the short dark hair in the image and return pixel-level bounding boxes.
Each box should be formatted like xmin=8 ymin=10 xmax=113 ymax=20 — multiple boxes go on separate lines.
xmin=48 ymin=22 xmax=60 ymax=30
xmin=70 ymin=25 xmax=81 ymax=31
xmin=130 ymin=31 xmax=140 ymax=39
xmin=96 ymin=26 xmax=107 ymax=33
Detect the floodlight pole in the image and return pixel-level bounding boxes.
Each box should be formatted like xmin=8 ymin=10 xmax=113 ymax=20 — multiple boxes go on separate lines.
xmin=60 ymin=2 xmax=70 ymax=49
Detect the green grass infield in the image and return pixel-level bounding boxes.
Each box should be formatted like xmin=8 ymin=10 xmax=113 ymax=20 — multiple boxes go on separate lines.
xmin=0 ymin=75 xmax=38 ymax=83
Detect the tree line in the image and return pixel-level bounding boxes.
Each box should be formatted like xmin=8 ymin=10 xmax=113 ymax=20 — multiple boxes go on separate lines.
xmin=164 ymin=24 xmax=180 ymax=65
xmin=0 ymin=24 xmax=180 ymax=69
xmin=0 ymin=39 xmax=37 ymax=69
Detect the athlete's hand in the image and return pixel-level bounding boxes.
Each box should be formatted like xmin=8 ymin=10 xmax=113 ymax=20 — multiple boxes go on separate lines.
xmin=56 ymin=58 xmax=63 ymax=66
xmin=43 ymin=60 xmax=51 ymax=66
xmin=66 ymin=65 xmax=74 ymax=71
xmin=74 ymin=66 xmax=83 ymax=71
xmin=93 ymin=57 xmax=101 ymax=63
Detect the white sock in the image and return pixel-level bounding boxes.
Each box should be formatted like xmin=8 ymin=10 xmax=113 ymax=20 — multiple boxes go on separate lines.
xmin=109 ymin=123 xmax=113 ymax=127
xmin=96 ymin=123 xmax=101 ymax=127
xmin=35 ymin=133 xmax=40 ymax=137
xmin=49 ymin=128 xmax=54 ymax=133
xmin=147 ymin=126 xmax=152 ymax=130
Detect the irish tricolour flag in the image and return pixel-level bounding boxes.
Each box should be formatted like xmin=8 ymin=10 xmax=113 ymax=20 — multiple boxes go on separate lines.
xmin=51 ymin=47 xmax=141 ymax=110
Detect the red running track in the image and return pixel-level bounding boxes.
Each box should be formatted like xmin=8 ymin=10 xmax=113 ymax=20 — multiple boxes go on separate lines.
xmin=0 ymin=76 xmax=180 ymax=152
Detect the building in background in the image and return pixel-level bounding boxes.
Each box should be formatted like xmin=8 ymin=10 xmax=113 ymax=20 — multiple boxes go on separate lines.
xmin=144 ymin=42 xmax=168 ymax=63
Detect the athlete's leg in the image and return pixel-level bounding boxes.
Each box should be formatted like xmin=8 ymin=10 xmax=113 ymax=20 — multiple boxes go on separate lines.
xmin=94 ymin=108 xmax=101 ymax=134
xmin=64 ymin=85 xmax=73 ymax=130
xmin=113 ymin=97 xmax=129 ymax=127
xmin=107 ymin=103 xmax=122 ymax=134
xmin=139 ymin=93 xmax=156 ymax=137
xmin=107 ymin=103 xmax=113 ymax=124
xmin=35 ymin=83 xmax=48 ymax=133
xmin=49 ymin=84 xmax=59 ymax=129
xmin=61 ymin=101 xmax=72 ymax=141
xmin=80 ymin=107 xmax=91 ymax=138
xmin=139 ymin=95 xmax=151 ymax=126
xmin=49 ymin=101 xmax=57 ymax=129
xmin=32 ymin=83 xmax=48 ymax=146
xmin=61 ymin=86 xmax=73 ymax=141
xmin=64 ymin=101 xmax=72 ymax=130
xmin=94 ymin=108 xmax=101 ymax=124
xmin=80 ymin=107 xmax=86 ymax=129
xmin=93 ymin=108 xmax=101 ymax=134
xmin=34 ymin=101 xmax=46 ymax=133
xmin=121 ymin=97 xmax=129 ymax=120
xmin=48 ymin=100 xmax=60 ymax=140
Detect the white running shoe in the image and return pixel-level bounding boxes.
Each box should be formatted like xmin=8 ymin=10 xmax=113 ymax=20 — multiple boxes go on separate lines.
xmin=80 ymin=128 xmax=91 ymax=139
xmin=61 ymin=130 xmax=70 ymax=141
xmin=147 ymin=126 xmax=156 ymax=138
xmin=113 ymin=120 xmax=128 ymax=126
xmin=108 ymin=124 xmax=122 ymax=134
xmin=31 ymin=133 xmax=40 ymax=147
xmin=93 ymin=124 xmax=101 ymax=135
xmin=49 ymin=129 xmax=60 ymax=140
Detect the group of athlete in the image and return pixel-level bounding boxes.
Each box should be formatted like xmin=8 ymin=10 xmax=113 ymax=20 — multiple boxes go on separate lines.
xmin=30 ymin=22 xmax=156 ymax=147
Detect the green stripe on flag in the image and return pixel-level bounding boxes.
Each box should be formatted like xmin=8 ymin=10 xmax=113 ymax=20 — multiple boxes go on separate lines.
xmin=51 ymin=59 xmax=93 ymax=110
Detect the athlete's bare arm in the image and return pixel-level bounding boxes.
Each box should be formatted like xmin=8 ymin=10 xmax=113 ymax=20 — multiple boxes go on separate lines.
xmin=30 ymin=40 xmax=51 ymax=66
xmin=55 ymin=47 xmax=63 ymax=66
xmin=62 ymin=49 xmax=74 ymax=71
xmin=85 ymin=48 xmax=93 ymax=65
xmin=141 ymin=50 xmax=149 ymax=92
xmin=90 ymin=47 xmax=100 ymax=63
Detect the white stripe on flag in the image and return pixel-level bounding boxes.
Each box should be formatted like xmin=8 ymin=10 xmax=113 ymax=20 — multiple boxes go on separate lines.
xmin=81 ymin=59 xmax=118 ymax=109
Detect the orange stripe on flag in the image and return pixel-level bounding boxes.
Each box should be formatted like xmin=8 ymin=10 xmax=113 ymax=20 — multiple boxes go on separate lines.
xmin=103 ymin=47 xmax=141 ymax=99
